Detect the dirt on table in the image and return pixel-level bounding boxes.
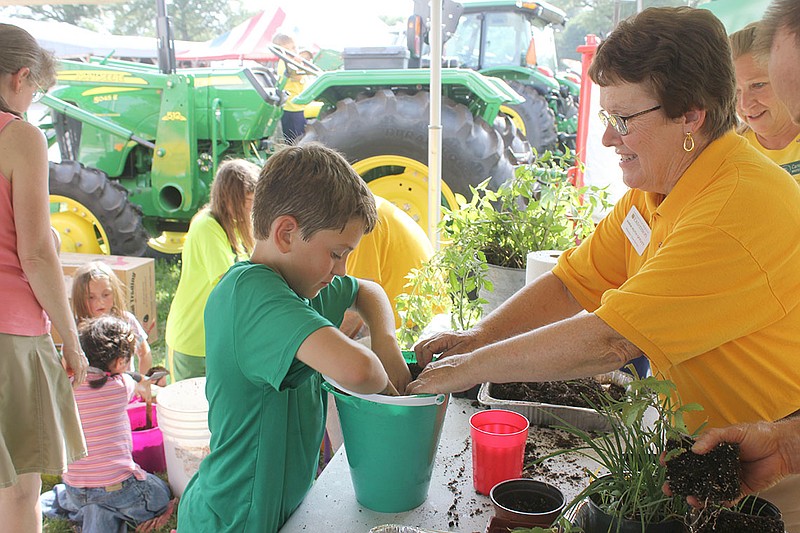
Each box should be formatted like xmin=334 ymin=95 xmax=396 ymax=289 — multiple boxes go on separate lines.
xmin=489 ymin=378 xmax=626 ymax=408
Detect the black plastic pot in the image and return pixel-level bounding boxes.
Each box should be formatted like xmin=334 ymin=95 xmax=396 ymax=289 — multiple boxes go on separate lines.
xmin=573 ymin=492 xmax=687 ymax=533
xmin=687 ymin=495 xmax=784 ymax=533
xmin=489 ymin=478 xmax=565 ymax=528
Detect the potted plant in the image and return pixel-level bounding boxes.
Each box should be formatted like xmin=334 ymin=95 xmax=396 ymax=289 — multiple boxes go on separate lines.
xmin=540 ymin=377 xmax=703 ymax=532
xmin=490 ymin=478 xmax=566 ymax=528
xmin=453 ymin=151 xmax=609 ymax=313
xmin=687 ymin=495 xmax=784 ymax=533
xmin=395 ymin=151 xmax=610 ymax=348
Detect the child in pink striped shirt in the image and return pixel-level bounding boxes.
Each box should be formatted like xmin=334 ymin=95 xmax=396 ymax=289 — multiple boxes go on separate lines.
xmin=40 ymin=316 xmax=173 ymax=533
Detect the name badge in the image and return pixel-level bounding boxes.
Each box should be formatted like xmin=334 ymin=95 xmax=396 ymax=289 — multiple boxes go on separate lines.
xmin=621 ymin=206 xmax=651 ymax=256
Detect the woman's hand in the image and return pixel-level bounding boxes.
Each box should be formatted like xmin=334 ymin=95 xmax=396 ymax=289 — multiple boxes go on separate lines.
xmin=663 ymin=420 xmax=798 ymax=506
xmin=691 ymin=422 xmax=795 ymax=497
xmin=61 ymin=345 xmax=88 ymax=389
xmin=406 ymin=353 xmax=480 ymax=394
xmin=413 ymin=328 xmax=486 ymax=368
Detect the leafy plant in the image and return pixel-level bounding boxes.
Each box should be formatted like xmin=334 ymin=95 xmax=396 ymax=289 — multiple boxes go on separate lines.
xmin=395 ymin=151 xmax=609 ymax=348
xmin=539 ymin=377 xmax=703 ymax=530
xmin=452 ymin=150 xmax=609 ymax=269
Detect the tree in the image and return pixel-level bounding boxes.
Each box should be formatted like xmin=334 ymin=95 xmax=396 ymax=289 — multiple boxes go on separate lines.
xmin=18 ymin=0 xmax=248 ymax=42
xmin=22 ymin=5 xmax=102 ymax=29
xmin=107 ymin=0 xmax=247 ymax=41
xmin=555 ymin=0 xmax=704 ymax=64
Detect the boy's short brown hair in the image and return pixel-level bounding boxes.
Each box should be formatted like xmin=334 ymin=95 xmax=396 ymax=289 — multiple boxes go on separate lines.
xmin=253 ymin=143 xmax=377 ymax=240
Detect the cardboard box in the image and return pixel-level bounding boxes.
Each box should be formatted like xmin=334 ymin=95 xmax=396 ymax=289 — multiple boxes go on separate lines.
xmin=55 ymin=252 xmax=158 ymax=344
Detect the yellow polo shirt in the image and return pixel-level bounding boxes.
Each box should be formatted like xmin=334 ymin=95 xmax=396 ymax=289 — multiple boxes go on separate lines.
xmin=742 ymin=128 xmax=800 ymax=180
xmin=346 ymin=196 xmax=434 ymax=327
xmin=553 ymin=131 xmax=800 ymax=431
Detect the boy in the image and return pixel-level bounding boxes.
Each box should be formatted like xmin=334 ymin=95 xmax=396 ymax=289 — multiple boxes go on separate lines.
xmin=176 ymin=143 xmax=411 ymax=532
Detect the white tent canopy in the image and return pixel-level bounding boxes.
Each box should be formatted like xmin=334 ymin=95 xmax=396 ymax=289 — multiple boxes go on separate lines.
xmin=1 ymin=16 xmax=163 ymax=58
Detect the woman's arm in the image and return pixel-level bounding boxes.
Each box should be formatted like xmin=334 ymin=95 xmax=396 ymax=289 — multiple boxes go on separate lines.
xmin=408 ymin=312 xmax=640 ymax=394
xmin=10 ymin=122 xmax=87 ymax=386
xmin=415 ymin=272 xmax=585 ymax=366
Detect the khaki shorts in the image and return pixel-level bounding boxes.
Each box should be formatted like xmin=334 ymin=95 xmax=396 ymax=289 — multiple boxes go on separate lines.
xmin=0 ymin=333 xmax=86 ymax=487
xmin=168 ymin=345 xmax=206 ymax=383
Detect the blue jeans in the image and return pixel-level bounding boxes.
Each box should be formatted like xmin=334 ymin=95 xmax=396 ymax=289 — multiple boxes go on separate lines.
xmin=621 ymin=354 xmax=651 ymax=379
xmin=281 ymin=110 xmax=306 ymax=144
xmin=40 ymin=474 xmax=170 ymax=533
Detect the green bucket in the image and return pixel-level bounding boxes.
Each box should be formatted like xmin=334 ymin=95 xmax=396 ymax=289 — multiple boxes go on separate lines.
xmin=322 ymin=352 xmax=449 ymax=512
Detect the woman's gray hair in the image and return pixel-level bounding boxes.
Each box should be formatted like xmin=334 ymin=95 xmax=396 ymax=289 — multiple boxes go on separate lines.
xmin=589 ymin=7 xmax=737 ymax=142
xmin=0 ymin=23 xmax=56 ymax=116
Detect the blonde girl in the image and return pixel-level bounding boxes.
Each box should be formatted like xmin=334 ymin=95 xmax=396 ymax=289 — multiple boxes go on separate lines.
xmin=165 ymin=158 xmax=259 ymax=381
xmin=0 ymin=23 xmax=88 ymax=532
xmin=71 ymin=261 xmax=152 ymax=375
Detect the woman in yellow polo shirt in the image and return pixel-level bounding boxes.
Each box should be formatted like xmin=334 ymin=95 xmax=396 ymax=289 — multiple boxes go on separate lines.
xmin=407 ymin=7 xmax=800 ymax=528
xmin=730 ymin=22 xmax=800 ymax=179
xmin=165 ymin=159 xmax=258 ymax=381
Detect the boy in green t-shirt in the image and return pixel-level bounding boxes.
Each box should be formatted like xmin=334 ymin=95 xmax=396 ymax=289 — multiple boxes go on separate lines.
xmin=176 ymin=143 xmax=412 ymax=533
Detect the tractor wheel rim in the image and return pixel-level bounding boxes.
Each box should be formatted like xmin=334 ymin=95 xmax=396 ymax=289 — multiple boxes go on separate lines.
xmin=147 ymin=231 xmax=187 ymax=255
xmin=500 ymin=105 xmax=527 ymax=137
xmin=352 ymin=155 xmax=457 ymax=232
xmin=50 ymin=195 xmax=110 ymax=255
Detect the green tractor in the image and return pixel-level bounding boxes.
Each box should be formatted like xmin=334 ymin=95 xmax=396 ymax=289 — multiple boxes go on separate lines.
xmin=44 ymin=58 xmax=285 ymax=257
xmin=446 ymin=0 xmax=579 ymax=151
xmin=41 ymin=0 xmax=532 ymax=255
xmin=292 ymin=0 xmax=577 ymax=228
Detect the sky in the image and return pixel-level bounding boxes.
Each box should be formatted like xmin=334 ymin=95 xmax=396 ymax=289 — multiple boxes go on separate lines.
xmin=241 ymin=0 xmax=413 ymax=50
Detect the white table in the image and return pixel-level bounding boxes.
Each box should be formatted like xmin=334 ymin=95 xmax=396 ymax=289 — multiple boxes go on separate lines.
xmin=279 ymin=397 xmax=598 ymax=533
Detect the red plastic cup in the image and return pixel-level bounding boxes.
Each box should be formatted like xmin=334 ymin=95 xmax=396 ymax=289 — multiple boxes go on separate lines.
xmin=469 ymin=409 xmax=529 ymax=495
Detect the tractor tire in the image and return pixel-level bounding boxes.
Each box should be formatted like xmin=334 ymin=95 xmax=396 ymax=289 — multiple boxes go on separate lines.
xmin=299 ymin=89 xmax=513 ymax=202
xmin=494 ymin=114 xmax=533 ymax=166
xmin=504 ymin=80 xmax=558 ymax=156
xmin=49 ymin=161 xmax=149 ymax=257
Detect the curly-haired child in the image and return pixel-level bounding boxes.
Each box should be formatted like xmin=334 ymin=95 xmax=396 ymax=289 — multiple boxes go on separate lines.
xmin=40 ymin=316 xmax=173 ymax=532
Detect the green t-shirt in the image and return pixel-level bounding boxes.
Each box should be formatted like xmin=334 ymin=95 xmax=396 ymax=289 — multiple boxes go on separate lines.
xmin=165 ymin=209 xmax=244 ymax=356
xmin=177 ymin=262 xmax=358 ymax=533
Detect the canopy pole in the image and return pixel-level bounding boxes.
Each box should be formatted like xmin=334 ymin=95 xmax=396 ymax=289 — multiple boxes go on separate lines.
xmin=427 ymin=0 xmax=443 ymax=250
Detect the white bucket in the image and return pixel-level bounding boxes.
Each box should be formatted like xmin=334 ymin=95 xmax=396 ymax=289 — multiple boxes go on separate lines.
xmin=156 ymin=377 xmax=211 ymax=496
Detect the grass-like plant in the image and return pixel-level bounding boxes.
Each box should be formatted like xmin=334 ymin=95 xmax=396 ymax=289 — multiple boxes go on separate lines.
xmin=539 ymin=377 xmax=703 ymax=530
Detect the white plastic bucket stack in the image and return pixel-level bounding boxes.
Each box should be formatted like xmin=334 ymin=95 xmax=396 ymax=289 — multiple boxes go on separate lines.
xmin=156 ymin=377 xmax=211 ymax=496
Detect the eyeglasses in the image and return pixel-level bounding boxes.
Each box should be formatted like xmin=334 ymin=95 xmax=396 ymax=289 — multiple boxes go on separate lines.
xmin=598 ymin=105 xmax=662 ymax=136
xmin=31 ymin=82 xmax=47 ymax=103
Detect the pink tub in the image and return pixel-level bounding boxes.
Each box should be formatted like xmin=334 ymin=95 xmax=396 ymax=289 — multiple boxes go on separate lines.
xmin=127 ymin=402 xmax=167 ymax=473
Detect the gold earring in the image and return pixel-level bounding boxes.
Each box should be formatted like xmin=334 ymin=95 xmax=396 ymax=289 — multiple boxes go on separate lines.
xmin=683 ymin=132 xmax=695 ymax=153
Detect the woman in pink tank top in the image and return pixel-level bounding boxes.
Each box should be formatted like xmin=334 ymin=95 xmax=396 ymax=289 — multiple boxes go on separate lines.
xmin=0 ymin=23 xmax=89 ymax=532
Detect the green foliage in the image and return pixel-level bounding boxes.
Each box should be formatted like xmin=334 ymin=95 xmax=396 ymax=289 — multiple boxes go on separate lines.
xmin=396 ymin=151 xmax=608 ymax=348
xmin=540 ymin=377 xmax=703 ymax=528
xmin=151 ymin=258 xmax=181 ymax=369
xmin=554 ymin=0 xmax=707 ymax=63
xmin=19 ymin=0 xmax=249 ymax=42
xmin=107 ymin=0 xmax=247 ymax=41
xmin=458 ymin=152 xmax=609 ymax=269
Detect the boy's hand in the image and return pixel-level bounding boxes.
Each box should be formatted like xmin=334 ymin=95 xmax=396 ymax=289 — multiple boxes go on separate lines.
xmin=381 ymin=380 xmax=400 ymax=396
xmin=370 ymin=333 xmax=412 ymax=394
